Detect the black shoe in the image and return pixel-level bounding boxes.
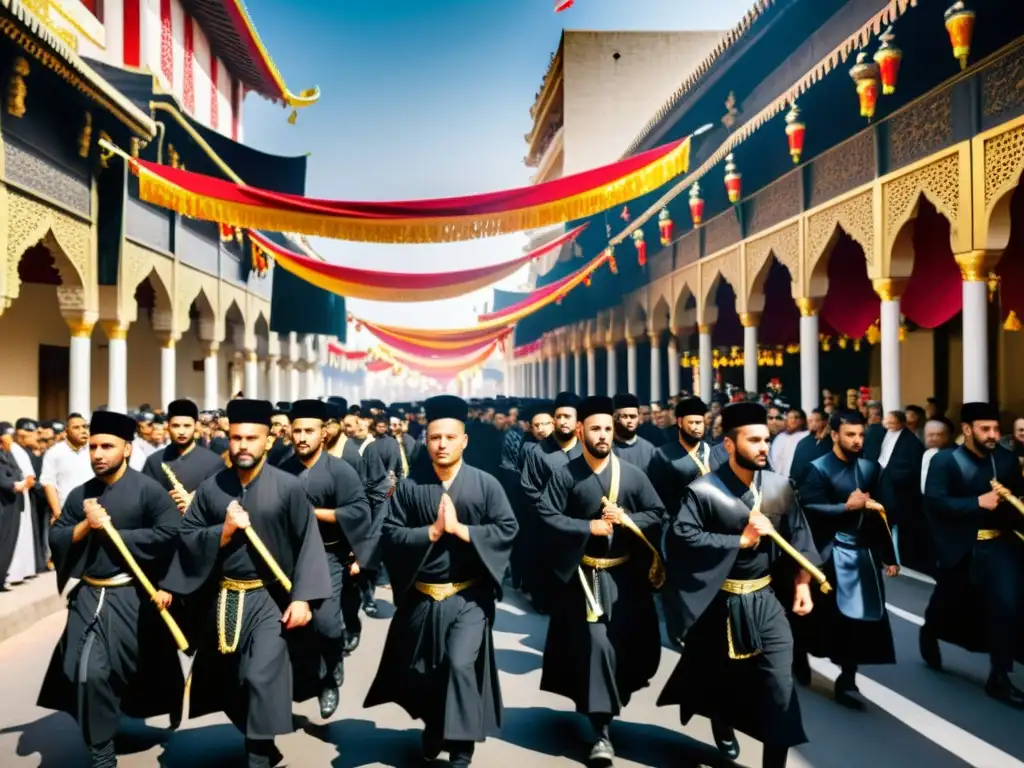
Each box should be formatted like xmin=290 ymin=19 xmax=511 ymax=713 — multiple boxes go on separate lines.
xmin=588 ymin=736 xmax=615 ymax=764
xmin=919 ymin=625 xmax=942 ymax=670
xmin=87 ymin=740 xmax=117 ymax=768
xmin=169 ymin=706 xmax=183 ymax=730
xmin=363 ymin=598 xmax=379 ymax=616
xmin=331 ymin=660 xmax=344 ymax=687
xmin=343 ymin=633 xmax=360 ymax=656
xmin=245 ymin=740 xmax=283 ymax=768
xmin=318 ymin=685 xmax=340 ymax=719
xmin=985 ymin=674 xmax=1024 ymax=709
xmin=448 ymin=741 xmax=475 ymax=767
xmin=712 ymin=723 xmax=740 ymax=760
xmin=792 ymin=651 xmax=811 ymax=686
xmin=834 ymin=671 xmax=866 ymax=710
xmin=421 ymin=729 xmax=443 ymax=761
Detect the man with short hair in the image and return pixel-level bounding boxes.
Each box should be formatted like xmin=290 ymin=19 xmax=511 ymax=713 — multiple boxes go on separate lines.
xmin=8 ymin=418 xmax=39 ymax=581
xmin=921 ymin=417 xmax=954 ymax=493
xmin=611 ymin=393 xmax=657 ymax=472
xmin=364 ymin=395 xmax=518 ymax=767
xmin=789 ymin=408 xmax=832 ymax=486
xmin=128 ymin=411 xmax=156 ymax=471
xmin=142 ymin=400 xmax=224 ymax=510
xmin=769 ymin=407 xmax=809 ymax=478
xmin=41 ymin=413 xmax=92 ymax=524
xmin=648 ymin=397 xmax=715 ymax=524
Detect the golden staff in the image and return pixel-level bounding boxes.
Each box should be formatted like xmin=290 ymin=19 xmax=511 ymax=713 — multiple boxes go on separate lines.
xmin=85 ymin=500 xmax=189 ymax=651
xmin=161 ymin=463 xmax=193 ymax=513
xmin=989 ymin=481 xmax=1024 ymax=543
xmin=750 ymin=482 xmax=832 ymax=593
xmin=226 ymin=501 xmax=293 ymax=592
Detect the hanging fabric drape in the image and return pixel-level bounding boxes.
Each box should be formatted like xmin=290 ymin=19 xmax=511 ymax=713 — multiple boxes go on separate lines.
xmin=375 ymin=342 xmax=500 ymax=381
xmin=360 ymin=321 xmax=512 ymax=357
xmin=128 ymin=136 xmax=692 ymax=244
xmin=249 ymin=225 xmax=586 ymax=302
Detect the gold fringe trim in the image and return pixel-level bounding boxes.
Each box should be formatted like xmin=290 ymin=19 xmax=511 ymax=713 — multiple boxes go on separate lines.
xmin=134 ymin=139 xmax=690 ymax=245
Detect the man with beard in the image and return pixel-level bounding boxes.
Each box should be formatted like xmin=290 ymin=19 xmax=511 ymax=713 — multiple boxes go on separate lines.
xmin=789 ymin=408 xmax=832 ymax=486
xmin=280 ymin=400 xmax=375 ymax=719
xmin=657 ymin=402 xmax=819 ymax=768
xmin=536 ymin=395 xmax=665 ymax=763
xmin=266 ymin=405 xmax=295 ymax=467
xmin=37 ymin=411 xmax=184 ymax=768
xmin=920 ymin=402 xmax=1024 ymax=707
xmin=794 ymin=410 xmax=897 ymax=705
xmin=364 ymin=395 xmax=518 ymax=767
xmin=517 ymin=401 xmax=555 ymax=471
xmin=637 ymin=403 xmax=666 ymax=447
xmin=611 ymin=393 xmax=657 ymax=473
xmin=648 ymin=397 xmax=715 ymax=523
xmin=370 ymin=412 xmax=403 ymax=484
xmin=390 ymin=412 xmax=418 ymax=477
xmin=161 ymin=399 xmax=331 ymax=767
xmin=142 ymin=399 xmax=225 ymax=509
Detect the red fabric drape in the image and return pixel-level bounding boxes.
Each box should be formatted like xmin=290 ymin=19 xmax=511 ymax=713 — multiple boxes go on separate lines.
xmin=998 ymin=185 xmax=1024 ymax=320
xmin=365 ymin=324 xmax=511 ymax=358
xmin=900 ymin=202 xmax=962 ymax=328
xmin=820 ymin=233 xmax=879 ymax=339
xmin=365 ymin=360 xmax=393 ymax=374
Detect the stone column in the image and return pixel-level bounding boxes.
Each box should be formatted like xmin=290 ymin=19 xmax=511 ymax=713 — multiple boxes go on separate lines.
xmin=739 ymin=312 xmax=761 ymax=396
xmin=290 ymin=364 xmax=301 ymax=401
xmin=796 ymin=298 xmax=821 ymax=411
xmin=698 ymin=325 xmax=713 ymax=400
xmin=667 ymin=333 xmax=680 ymax=398
xmin=648 ymin=333 xmax=661 ymax=404
xmin=305 ymin=366 xmax=318 ymax=398
xmin=605 ymin=342 xmax=617 ymax=396
xmin=559 ymin=350 xmax=569 ymax=393
xmin=574 ymin=348 xmax=584 ymax=396
xmin=873 ymin=279 xmax=906 ymax=413
xmin=956 ymin=251 xmax=999 ymax=403
xmin=626 ymin=337 xmax=637 ymax=395
xmin=100 ymin=322 xmax=129 ymax=414
xmin=268 ymin=355 xmax=281 ymax=404
xmin=202 ymin=341 xmax=220 ymax=411
xmin=66 ymin=318 xmax=94 ymax=417
xmin=230 ymin=351 xmax=244 ymax=397
xmin=534 ymin=359 xmax=542 ymax=398
xmin=244 ymin=351 xmax=259 ymax=398
xmin=547 ymin=354 xmax=557 ymax=397
xmin=158 ymin=335 xmax=178 ymax=410
xmin=586 ymin=344 xmax=596 ymax=397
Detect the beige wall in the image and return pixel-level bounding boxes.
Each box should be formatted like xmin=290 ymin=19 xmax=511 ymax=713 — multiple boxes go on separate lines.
xmin=562 ymin=30 xmax=722 ymax=174
xmin=0 ymin=284 xmax=71 ymax=420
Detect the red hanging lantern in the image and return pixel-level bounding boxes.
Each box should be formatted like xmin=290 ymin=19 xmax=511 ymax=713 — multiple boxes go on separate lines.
xmin=606 ymin=246 xmax=618 ymax=275
xmin=658 ymin=207 xmax=673 ymax=246
xmin=944 ymin=1 xmax=975 ymax=70
xmin=849 ymin=51 xmax=881 ymax=121
xmin=632 ymin=228 xmax=647 ymax=267
xmin=688 ymin=182 xmax=705 ymax=226
xmin=724 ymin=153 xmax=742 ymax=204
xmin=620 ymin=206 xmax=631 ymax=222
xmin=873 ymin=26 xmax=902 ymax=95
xmin=784 ymin=101 xmax=806 ymax=164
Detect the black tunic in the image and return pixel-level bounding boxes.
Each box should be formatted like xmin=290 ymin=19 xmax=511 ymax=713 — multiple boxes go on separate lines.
xmin=922 ymin=446 xmax=1024 ymax=668
xmin=657 ymin=466 xmax=820 ymax=748
xmin=161 ymin=464 xmax=332 ymax=740
xmin=648 ymin=438 xmax=715 ymax=520
xmin=0 ymin=450 xmax=23 ymax=583
xmin=349 ymin=437 xmax=392 ymax=512
xmin=789 ymin=434 xmax=832 ymax=486
xmin=364 ymin=461 xmax=518 ymax=742
xmin=612 ymin=435 xmax=657 ymax=474
xmin=537 ymin=454 xmax=664 ymax=715
xmin=797 ymin=452 xmax=895 ymax=666
xmin=37 ymin=470 xmax=184 ymax=745
xmin=142 ymin=442 xmax=225 ymax=494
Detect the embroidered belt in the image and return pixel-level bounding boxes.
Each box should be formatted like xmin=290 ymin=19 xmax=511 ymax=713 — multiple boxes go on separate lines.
xmin=721 ymin=575 xmax=772 ymax=595
xmin=217 ymin=578 xmax=267 ymax=654
xmin=414 ymin=579 xmax=478 ymax=602
xmin=977 ymin=529 xmax=1004 ymax=541
xmin=581 ymin=554 xmax=631 ymax=570
xmin=82 ymin=573 xmax=134 ymax=588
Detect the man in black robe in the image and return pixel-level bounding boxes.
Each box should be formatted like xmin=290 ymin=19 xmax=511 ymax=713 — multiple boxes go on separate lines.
xmin=536 ymin=395 xmax=665 ymax=763
xmin=364 ymin=395 xmax=518 ymax=767
xmin=657 ymin=402 xmax=820 ymax=768
xmin=265 ymin=405 xmax=294 ymax=467
xmin=162 ymin=399 xmax=332 ymax=768
xmin=0 ymin=422 xmax=28 ymax=587
xmin=390 ymin=412 xmax=419 ymax=478
xmin=648 ymin=396 xmax=714 ymax=522
xmin=789 ymin=407 xmax=831 ymax=486
xmin=280 ymin=399 xmax=375 ymax=719
xmin=875 ymin=410 xmax=925 ymax=570
xmin=795 ymin=410 xmax=897 ymax=704
xmin=37 ymin=411 xmax=184 ymax=768
xmin=920 ymin=401 xmax=1024 ymax=707
xmin=142 ymin=399 xmax=225 ymax=509
xmin=611 ymin=393 xmax=657 ymax=473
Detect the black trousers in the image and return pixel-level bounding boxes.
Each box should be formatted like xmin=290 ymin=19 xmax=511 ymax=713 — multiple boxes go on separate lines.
xmin=311 ymin=549 xmax=346 ymax=683
xmin=341 ymin=569 xmax=376 ymax=637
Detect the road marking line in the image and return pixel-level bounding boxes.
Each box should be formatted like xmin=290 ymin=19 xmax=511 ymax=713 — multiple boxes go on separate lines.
xmin=808 ymin=658 xmax=1022 ymax=768
xmin=886 ymin=602 xmax=925 ymax=626
xmin=899 ymin=568 xmax=937 ymax=585
xmin=497 ymin=601 xmax=527 ymax=616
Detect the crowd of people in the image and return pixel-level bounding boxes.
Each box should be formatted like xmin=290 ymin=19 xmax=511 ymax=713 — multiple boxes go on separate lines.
xmin=4 ymin=381 xmax=1022 ymax=768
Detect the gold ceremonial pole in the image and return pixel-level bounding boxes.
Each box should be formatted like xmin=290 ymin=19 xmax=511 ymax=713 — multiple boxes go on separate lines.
xmin=990 ymin=481 xmax=1024 ymax=543
xmin=161 ymin=463 xmax=193 ymax=512
xmin=86 ymin=504 xmax=189 ymax=651
xmin=762 ymin=524 xmax=832 ymax=593
xmin=226 ymin=500 xmax=293 ymax=592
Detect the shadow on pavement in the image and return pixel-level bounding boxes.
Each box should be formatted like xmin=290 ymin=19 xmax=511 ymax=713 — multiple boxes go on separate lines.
xmin=494 ymin=648 xmax=544 ymax=675
xmin=303 ymin=717 xmax=422 ymax=767
xmin=156 ymin=723 xmax=247 ymax=766
xmin=1 ymin=711 xmax=90 ymax=767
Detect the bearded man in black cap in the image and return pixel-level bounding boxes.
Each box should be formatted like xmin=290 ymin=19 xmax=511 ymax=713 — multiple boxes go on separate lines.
xmin=161 ymin=399 xmax=331 ymax=768
xmin=657 ymin=401 xmax=820 ymax=768
xmin=37 ymin=410 xmax=184 ymax=768
xmin=536 ymin=395 xmax=665 ymax=763
xmin=365 ymin=395 xmax=518 ymax=767
xmin=611 ymin=393 xmax=657 ymax=473
xmin=920 ymin=401 xmax=1024 ymax=707
xmin=279 ymin=399 xmax=375 ymax=719
xmin=142 ymin=399 xmax=225 ymax=511
xmin=648 ymin=396 xmax=716 ymax=523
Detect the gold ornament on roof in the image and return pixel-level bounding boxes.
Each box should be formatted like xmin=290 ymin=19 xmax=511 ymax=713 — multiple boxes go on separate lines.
xmin=722 ymin=91 xmax=739 ymax=130
xmin=78 ymin=112 xmax=93 ymax=159
xmin=7 ymin=57 xmax=29 ymax=118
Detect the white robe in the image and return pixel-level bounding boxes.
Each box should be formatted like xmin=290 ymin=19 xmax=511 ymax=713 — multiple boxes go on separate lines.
xmin=7 ymin=443 xmax=36 ymax=583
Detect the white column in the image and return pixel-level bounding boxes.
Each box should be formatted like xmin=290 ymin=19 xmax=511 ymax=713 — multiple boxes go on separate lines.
xmin=290 ymin=364 xmax=301 ymax=401
xmin=740 ymin=313 xmax=760 ymax=395
xmin=875 ymin=280 xmax=903 ymax=413
xmin=605 ymin=343 xmax=617 ymax=396
xmin=203 ymin=342 xmax=220 ymax=411
xmin=586 ymin=346 xmax=597 ymax=396
xmin=649 ymin=333 xmax=661 ymax=404
xmin=305 ymin=366 xmax=317 ymax=398
xmin=797 ymin=299 xmax=820 ymax=412
xmin=160 ymin=337 xmax=177 ymax=409
xmin=667 ymin=335 xmax=680 ymax=397
xmin=559 ymin=351 xmax=569 ymax=393
xmin=698 ymin=325 xmax=713 ymax=400
xmin=268 ymin=356 xmax=281 ymax=404
xmin=957 ymin=252 xmax=993 ymax=403
xmin=244 ymin=351 xmax=259 ymax=398
xmin=101 ymin=322 xmax=129 ymax=414
xmin=66 ymin=319 xmax=93 ymax=416
xmin=573 ymin=350 xmax=583 ymax=396
xmin=626 ymin=338 xmax=637 ymax=395
xmin=534 ymin=359 xmax=542 ymax=397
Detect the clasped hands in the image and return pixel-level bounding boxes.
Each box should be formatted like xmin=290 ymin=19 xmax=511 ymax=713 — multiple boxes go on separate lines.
xmin=83 ymin=498 xmax=111 ymax=530
xmin=590 ymin=498 xmax=626 ymax=537
xmin=428 ymin=493 xmax=469 ymax=543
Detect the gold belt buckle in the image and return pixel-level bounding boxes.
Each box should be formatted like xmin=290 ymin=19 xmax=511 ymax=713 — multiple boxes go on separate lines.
xmin=580 ymin=554 xmax=630 ymax=570
xmin=977 ymin=529 xmax=1003 ymax=541
xmin=82 ymin=573 xmax=133 ymax=588
xmin=721 ymin=575 xmax=772 ymax=595
xmin=219 ymin=577 xmax=265 ymax=592
xmin=415 ymin=579 xmax=478 ymax=602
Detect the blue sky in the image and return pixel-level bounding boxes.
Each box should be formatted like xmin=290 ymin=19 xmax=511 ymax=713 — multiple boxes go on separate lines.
xmin=243 ymin=0 xmax=754 ymax=334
